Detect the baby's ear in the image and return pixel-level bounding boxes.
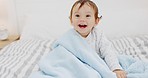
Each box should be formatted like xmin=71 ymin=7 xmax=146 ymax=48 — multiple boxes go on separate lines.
xmin=69 ymin=16 xmax=73 ymax=23
xmin=95 ymin=17 xmax=100 ymax=25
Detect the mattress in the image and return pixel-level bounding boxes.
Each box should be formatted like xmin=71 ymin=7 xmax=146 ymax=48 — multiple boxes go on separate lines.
xmin=0 ymin=39 xmax=54 ymax=78
xmin=0 ymin=35 xmax=148 ymax=78
xmin=111 ymin=34 xmax=148 ymax=62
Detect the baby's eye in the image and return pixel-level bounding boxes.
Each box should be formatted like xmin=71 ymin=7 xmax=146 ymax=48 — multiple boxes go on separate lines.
xmin=86 ymin=15 xmax=91 ymax=17
xmin=75 ymin=14 xmax=80 ymax=17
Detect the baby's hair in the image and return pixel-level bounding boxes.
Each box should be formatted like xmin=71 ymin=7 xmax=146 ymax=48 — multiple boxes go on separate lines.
xmin=78 ymin=0 xmax=90 ymax=9
xmin=70 ymin=0 xmax=102 ymax=21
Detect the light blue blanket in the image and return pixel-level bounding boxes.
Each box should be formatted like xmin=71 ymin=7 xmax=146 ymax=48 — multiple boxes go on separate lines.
xmin=118 ymin=55 xmax=148 ymax=78
xmin=29 ymin=29 xmax=148 ymax=78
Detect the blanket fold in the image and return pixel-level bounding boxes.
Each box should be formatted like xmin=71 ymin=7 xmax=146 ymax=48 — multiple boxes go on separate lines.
xmin=29 ymin=29 xmax=148 ymax=78
xmin=118 ymin=55 xmax=148 ymax=78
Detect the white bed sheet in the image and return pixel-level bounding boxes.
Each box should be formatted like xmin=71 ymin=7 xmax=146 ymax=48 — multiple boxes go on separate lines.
xmin=0 ymin=34 xmax=148 ymax=78
xmin=111 ymin=34 xmax=148 ymax=62
xmin=0 ymin=39 xmax=54 ymax=78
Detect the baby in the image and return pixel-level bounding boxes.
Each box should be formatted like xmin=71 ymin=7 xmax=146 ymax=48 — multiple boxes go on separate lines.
xmin=69 ymin=0 xmax=127 ymax=78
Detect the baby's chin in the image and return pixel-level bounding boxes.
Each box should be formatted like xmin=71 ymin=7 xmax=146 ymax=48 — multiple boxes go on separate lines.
xmin=78 ymin=31 xmax=90 ymax=38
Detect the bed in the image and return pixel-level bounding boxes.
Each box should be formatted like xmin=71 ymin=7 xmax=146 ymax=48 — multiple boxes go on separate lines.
xmin=0 ymin=32 xmax=148 ymax=78
xmin=111 ymin=35 xmax=148 ymax=62
xmin=0 ymin=39 xmax=55 ymax=78
xmin=0 ymin=11 xmax=57 ymax=77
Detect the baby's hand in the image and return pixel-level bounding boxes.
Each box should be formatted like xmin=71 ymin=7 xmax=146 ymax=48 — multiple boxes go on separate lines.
xmin=113 ymin=69 xmax=127 ymax=78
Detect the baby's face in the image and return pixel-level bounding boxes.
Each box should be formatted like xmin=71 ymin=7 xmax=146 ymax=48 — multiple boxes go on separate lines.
xmin=71 ymin=3 xmax=98 ymax=38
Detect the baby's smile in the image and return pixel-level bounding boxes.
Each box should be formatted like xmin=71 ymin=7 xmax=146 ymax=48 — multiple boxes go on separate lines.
xmin=78 ymin=24 xmax=87 ymax=28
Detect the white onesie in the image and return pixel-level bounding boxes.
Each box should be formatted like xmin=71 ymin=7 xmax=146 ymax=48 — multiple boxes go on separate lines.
xmin=81 ymin=28 xmax=122 ymax=71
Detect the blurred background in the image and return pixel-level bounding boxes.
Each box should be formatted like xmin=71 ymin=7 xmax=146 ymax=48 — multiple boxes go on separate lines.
xmin=0 ymin=0 xmax=148 ymax=38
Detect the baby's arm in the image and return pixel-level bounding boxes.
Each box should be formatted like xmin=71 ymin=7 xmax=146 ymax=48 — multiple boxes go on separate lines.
xmin=99 ymin=34 xmax=122 ymax=71
xmin=99 ymin=34 xmax=127 ymax=78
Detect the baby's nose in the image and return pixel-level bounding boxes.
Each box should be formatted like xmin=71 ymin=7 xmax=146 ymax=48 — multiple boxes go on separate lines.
xmin=79 ymin=18 xmax=85 ymax=22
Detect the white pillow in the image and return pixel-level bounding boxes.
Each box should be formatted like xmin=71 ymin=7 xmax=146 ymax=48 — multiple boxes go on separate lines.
xmin=20 ymin=14 xmax=56 ymax=40
xmin=20 ymin=0 xmax=74 ymax=40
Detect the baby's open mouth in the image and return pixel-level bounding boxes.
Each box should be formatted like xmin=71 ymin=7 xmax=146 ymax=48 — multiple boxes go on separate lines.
xmin=78 ymin=24 xmax=87 ymax=28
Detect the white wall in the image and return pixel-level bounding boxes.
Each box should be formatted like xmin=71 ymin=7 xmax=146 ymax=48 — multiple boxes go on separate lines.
xmin=0 ymin=0 xmax=18 ymax=35
xmin=97 ymin=0 xmax=148 ymax=38
xmin=0 ymin=0 xmax=8 ymax=29
xmin=6 ymin=0 xmax=148 ymax=38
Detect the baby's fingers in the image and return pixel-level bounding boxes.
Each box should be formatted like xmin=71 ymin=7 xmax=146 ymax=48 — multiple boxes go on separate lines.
xmin=114 ymin=70 xmax=127 ymax=78
xmin=121 ymin=74 xmax=127 ymax=78
xmin=116 ymin=73 xmax=126 ymax=78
